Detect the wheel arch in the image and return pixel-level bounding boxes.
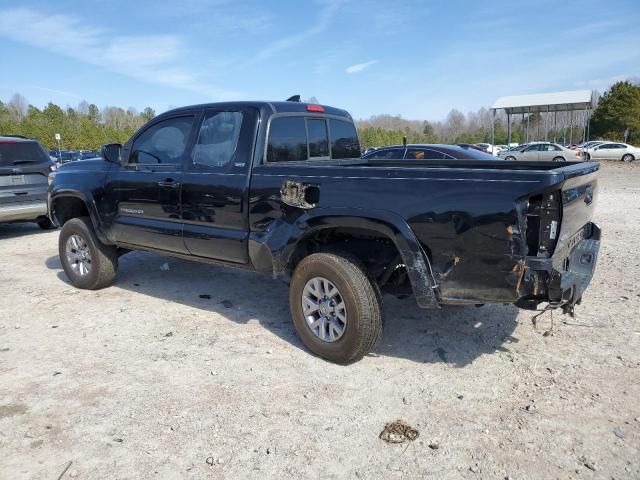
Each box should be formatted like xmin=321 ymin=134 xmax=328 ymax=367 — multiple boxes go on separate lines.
xmin=249 ymin=208 xmax=440 ymax=308
xmin=50 ymin=192 xmax=110 ymax=245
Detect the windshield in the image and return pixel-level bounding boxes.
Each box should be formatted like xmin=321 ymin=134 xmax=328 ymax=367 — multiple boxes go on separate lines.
xmin=0 ymin=141 xmax=50 ymax=166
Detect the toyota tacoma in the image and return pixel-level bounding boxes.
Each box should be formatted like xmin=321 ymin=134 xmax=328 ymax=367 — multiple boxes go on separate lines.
xmin=48 ymin=100 xmax=601 ymax=363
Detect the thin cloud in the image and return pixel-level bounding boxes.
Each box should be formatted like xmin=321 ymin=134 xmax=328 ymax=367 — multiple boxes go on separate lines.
xmin=32 ymin=86 xmax=82 ymax=100
xmin=0 ymin=7 xmax=240 ymax=100
xmin=255 ymin=0 xmax=344 ymax=61
xmin=346 ymin=60 xmax=377 ymax=75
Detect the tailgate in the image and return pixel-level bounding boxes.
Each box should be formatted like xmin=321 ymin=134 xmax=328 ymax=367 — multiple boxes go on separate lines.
xmin=0 ymin=172 xmax=49 ymax=205
xmin=555 ymin=162 xmax=599 ymax=257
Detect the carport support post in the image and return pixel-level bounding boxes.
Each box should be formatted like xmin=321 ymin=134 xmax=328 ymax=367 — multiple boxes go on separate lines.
xmin=569 ymin=111 xmax=573 ymax=145
xmin=545 ymin=105 xmax=550 ymax=141
xmin=507 ymin=112 xmax=511 ymax=145
xmin=526 ymin=108 xmax=530 ymax=143
xmin=553 ymin=110 xmax=557 ymax=143
xmin=491 ymin=109 xmax=495 ymax=147
xmin=583 ymin=104 xmax=588 ymax=143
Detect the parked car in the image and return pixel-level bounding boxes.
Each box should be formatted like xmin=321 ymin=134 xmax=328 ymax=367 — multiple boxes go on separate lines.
xmin=0 ymin=135 xmax=56 ymax=229
xmin=51 ymin=150 xmax=82 ymax=164
xmin=572 ymin=141 xmax=605 ymax=151
xmin=49 ymin=100 xmax=601 ymax=364
xmin=474 ymin=143 xmax=503 ymax=155
xmin=493 ymin=144 xmax=509 ymax=155
xmin=363 ymin=144 xmax=498 ymax=160
xmin=583 ymin=142 xmax=639 ymax=162
xmin=78 ymin=150 xmax=100 ymax=160
xmin=498 ymin=142 xmax=581 ymax=162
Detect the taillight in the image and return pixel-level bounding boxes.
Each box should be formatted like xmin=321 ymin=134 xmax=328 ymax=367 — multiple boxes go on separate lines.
xmin=306 ymin=104 xmax=324 ymax=113
xmin=575 ymin=151 xmax=581 ymax=158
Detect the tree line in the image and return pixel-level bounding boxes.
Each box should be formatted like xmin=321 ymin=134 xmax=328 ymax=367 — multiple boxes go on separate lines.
xmin=0 ymin=94 xmax=155 ymax=150
xmin=0 ymin=81 xmax=638 ymax=151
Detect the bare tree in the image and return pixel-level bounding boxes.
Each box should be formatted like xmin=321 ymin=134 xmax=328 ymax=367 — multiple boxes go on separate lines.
xmin=8 ymin=93 xmax=27 ymax=121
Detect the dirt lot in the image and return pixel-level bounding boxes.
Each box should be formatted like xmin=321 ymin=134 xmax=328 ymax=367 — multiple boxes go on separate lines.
xmin=1 ymin=162 xmax=639 ymax=480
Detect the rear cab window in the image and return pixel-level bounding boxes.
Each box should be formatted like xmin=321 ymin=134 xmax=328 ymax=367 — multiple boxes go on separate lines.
xmin=266 ymin=115 xmax=360 ymax=163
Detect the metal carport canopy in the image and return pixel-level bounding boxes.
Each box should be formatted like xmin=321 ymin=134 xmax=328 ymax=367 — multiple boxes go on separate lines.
xmin=491 ymin=89 xmax=594 ymax=114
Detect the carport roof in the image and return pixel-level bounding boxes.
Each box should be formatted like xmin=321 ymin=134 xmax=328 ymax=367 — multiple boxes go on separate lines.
xmin=491 ymin=90 xmax=594 ymax=114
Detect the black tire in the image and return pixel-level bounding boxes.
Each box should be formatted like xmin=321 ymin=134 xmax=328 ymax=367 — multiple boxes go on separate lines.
xmin=585 ymin=153 xmax=591 ymax=161
xmin=289 ymin=252 xmax=383 ymax=364
xmin=552 ymin=156 xmax=566 ymax=162
xmin=622 ymin=154 xmax=635 ymax=162
xmin=37 ymin=217 xmax=56 ymax=230
xmin=505 ymin=156 xmax=516 ymax=161
xmin=59 ymin=216 xmax=118 ymax=290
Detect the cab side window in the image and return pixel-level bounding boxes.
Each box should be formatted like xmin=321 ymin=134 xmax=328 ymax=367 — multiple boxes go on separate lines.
xmin=267 ymin=117 xmax=308 ymax=162
xmin=129 ymin=116 xmax=194 ymax=165
xmin=193 ymin=111 xmax=243 ymax=168
xmin=330 ymin=119 xmax=360 ymax=159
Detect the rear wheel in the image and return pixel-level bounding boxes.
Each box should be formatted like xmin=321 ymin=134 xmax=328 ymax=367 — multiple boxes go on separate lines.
xmin=622 ymin=154 xmax=635 ymax=162
xmin=505 ymin=156 xmax=516 ymax=161
xmin=59 ymin=216 xmax=118 ymax=289
xmin=585 ymin=153 xmax=591 ymax=160
xmin=289 ymin=253 xmax=383 ymax=364
xmin=552 ymin=156 xmax=566 ymax=162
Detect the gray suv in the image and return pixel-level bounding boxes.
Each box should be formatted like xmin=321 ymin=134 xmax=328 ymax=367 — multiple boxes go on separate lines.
xmin=0 ymin=135 xmax=56 ymax=229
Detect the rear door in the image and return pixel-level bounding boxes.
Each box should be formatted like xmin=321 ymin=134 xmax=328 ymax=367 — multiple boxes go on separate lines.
xmin=180 ymin=107 xmax=258 ymax=263
xmin=538 ymin=143 xmax=561 ymax=161
xmin=103 ymin=113 xmax=198 ymax=252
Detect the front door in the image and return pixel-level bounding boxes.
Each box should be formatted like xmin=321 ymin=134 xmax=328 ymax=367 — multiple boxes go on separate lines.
xmin=180 ymin=107 xmax=258 ymax=263
xmin=519 ymin=144 xmax=541 ymax=161
xmin=103 ymin=114 xmax=198 ymax=253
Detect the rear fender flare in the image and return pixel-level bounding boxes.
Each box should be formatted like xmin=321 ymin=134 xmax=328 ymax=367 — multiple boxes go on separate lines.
xmin=249 ymin=207 xmax=440 ymax=308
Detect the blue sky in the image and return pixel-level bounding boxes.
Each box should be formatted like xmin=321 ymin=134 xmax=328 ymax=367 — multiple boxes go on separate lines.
xmin=0 ymin=0 xmax=639 ymax=120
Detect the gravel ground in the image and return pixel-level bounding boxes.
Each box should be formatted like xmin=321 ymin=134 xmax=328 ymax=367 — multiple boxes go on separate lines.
xmin=1 ymin=161 xmax=639 ymax=480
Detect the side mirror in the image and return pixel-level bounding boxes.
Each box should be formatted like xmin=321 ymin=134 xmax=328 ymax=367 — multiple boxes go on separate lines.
xmin=100 ymin=143 xmax=122 ymax=164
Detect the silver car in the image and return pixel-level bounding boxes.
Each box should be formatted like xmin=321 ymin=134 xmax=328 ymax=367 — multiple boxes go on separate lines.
xmin=499 ymin=142 xmax=580 ymax=162
xmin=584 ymin=142 xmax=640 ymax=162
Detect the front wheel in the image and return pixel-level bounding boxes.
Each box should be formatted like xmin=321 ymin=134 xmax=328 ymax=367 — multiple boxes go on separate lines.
xmin=505 ymin=156 xmax=516 ymax=161
xmin=622 ymin=154 xmax=635 ymax=162
xmin=289 ymin=253 xmax=383 ymax=364
xmin=59 ymin=216 xmax=118 ymax=290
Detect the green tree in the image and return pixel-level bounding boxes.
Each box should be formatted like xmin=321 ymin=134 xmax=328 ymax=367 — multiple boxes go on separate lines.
xmin=590 ymin=81 xmax=640 ymax=142
xmin=141 ymin=107 xmax=156 ymax=122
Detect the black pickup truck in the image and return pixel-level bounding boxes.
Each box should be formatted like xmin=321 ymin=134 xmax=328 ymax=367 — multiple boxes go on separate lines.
xmin=48 ymin=100 xmax=601 ymax=363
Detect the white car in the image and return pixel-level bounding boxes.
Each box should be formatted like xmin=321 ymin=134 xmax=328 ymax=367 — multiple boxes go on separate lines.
xmin=584 ymin=142 xmax=640 ymax=162
xmin=498 ymin=142 xmax=581 ymax=162
xmin=475 ymin=143 xmax=504 ymax=155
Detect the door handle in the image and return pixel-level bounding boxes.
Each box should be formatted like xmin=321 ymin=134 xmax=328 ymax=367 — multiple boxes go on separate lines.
xmin=157 ymin=179 xmax=181 ymax=188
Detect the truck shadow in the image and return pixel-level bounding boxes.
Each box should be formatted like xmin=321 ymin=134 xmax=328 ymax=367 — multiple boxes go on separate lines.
xmin=45 ymin=251 xmax=520 ymax=367
xmin=0 ymin=222 xmax=54 ymax=240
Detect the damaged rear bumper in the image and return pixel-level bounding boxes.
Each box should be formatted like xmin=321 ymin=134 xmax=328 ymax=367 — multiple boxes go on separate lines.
xmin=516 ymin=222 xmax=601 ymax=311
